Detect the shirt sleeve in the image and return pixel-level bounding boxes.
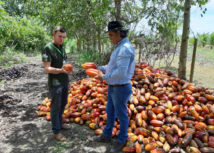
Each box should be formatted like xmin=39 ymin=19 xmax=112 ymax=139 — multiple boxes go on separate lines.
xmin=98 ymin=65 xmax=108 ymax=73
xmin=102 ymin=46 xmax=131 ymax=81
xmin=42 ymin=47 xmax=52 ymax=62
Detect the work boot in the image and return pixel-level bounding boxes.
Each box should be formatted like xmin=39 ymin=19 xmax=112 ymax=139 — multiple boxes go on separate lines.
xmin=110 ymin=141 xmax=126 ymax=152
xmin=54 ymin=133 xmax=66 ymax=141
xmin=61 ymin=124 xmax=71 ymax=130
xmin=93 ymin=135 xmax=112 ymax=144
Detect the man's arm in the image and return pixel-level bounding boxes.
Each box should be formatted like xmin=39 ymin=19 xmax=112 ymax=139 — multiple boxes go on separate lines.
xmin=98 ymin=65 xmax=108 ymax=73
xmin=102 ymin=47 xmax=131 ymax=80
xmin=43 ymin=61 xmax=71 ymax=74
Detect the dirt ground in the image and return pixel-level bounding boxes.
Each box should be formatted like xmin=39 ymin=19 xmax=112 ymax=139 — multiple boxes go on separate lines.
xmin=1 ymin=49 xmax=213 ymax=153
xmin=0 ymin=55 xmax=150 ymax=153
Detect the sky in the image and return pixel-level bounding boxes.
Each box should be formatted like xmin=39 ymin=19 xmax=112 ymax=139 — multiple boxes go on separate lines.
xmin=190 ymin=0 xmax=214 ymax=36
xmin=135 ymin=0 xmax=214 ymax=37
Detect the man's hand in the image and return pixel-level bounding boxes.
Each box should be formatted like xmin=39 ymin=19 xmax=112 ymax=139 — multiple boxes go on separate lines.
xmin=94 ymin=70 xmax=103 ymax=81
xmin=61 ymin=66 xmax=73 ymax=74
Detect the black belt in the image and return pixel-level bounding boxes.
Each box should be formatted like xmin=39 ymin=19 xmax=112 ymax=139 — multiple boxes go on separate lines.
xmin=108 ymin=83 xmax=130 ymax=87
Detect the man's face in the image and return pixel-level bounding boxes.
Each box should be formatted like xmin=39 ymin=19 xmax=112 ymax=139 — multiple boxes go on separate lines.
xmin=53 ymin=31 xmax=66 ymax=45
xmin=108 ymin=31 xmax=121 ymax=45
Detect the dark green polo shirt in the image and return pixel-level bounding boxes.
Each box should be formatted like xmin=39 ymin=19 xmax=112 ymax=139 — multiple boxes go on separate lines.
xmin=42 ymin=42 xmax=69 ymax=87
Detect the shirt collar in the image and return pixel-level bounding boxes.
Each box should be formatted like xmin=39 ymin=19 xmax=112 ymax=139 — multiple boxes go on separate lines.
xmin=52 ymin=42 xmax=62 ymax=49
xmin=115 ymin=37 xmax=128 ymax=48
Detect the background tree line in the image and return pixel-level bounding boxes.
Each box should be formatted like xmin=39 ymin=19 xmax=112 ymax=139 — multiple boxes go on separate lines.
xmin=0 ymin=0 xmax=210 ymax=79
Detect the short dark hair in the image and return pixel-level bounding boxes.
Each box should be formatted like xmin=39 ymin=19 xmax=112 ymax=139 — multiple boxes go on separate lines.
xmin=113 ymin=30 xmax=129 ymax=38
xmin=53 ymin=26 xmax=66 ymax=33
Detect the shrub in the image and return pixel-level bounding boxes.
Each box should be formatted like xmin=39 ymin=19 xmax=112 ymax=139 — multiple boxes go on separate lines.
xmin=210 ymin=32 xmax=214 ymax=49
xmin=0 ymin=2 xmax=51 ymax=53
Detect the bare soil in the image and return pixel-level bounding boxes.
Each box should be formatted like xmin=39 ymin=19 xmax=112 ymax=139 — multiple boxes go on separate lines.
xmin=0 ymin=55 xmax=149 ymax=153
xmin=1 ymin=49 xmax=213 ymax=153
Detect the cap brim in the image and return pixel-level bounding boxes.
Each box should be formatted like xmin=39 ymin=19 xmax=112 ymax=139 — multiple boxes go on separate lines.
xmin=105 ymin=29 xmax=129 ymax=33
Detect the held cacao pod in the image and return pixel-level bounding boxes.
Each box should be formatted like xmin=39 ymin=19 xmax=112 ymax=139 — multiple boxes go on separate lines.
xmin=63 ymin=63 xmax=73 ymax=71
xmin=86 ymin=69 xmax=99 ymax=77
xmin=82 ymin=62 xmax=97 ymax=70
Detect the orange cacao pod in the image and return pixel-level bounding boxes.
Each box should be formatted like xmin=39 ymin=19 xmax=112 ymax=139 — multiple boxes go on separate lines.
xmin=82 ymin=62 xmax=97 ymax=70
xmin=151 ymin=148 xmax=166 ymax=153
xmin=150 ymin=120 xmax=163 ymax=127
xmin=122 ymin=146 xmax=135 ymax=153
xmin=135 ymin=144 xmax=142 ymax=153
xmin=86 ymin=68 xmax=98 ymax=77
xmin=145 ymin=142 xmax=157 ymax=151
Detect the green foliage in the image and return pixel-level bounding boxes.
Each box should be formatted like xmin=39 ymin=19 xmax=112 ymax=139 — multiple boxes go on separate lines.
xmin=197 ymin=33 xmax=209 ymax=47
xmin=0 ymin=46 xmax=27 ymax=67
xmin=0 ymin=1 xmax=51 ymax=53
xmin=189 ymin=37 xmax=195 ymax=46
xmin=65 ymin=39 xmax=77 ymax=53
xmin=74 ymin=47 xmax=106 ymax=67
xmin=3 ymin=0 xmax=25 ymax=17
xmin=210 ymin=32 xmax=214 ymax=48
xmin=1 ymin=16 xmax=51 ymax=52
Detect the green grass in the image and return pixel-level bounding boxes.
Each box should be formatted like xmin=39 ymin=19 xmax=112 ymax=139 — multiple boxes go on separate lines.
xmin=65 ymin=49 xmax=70 ymax=53
xmin=0 ymin=46 xmax=28 ymax=68
xmin=187 ymin=47 xmax=214 ymax=63
xmin=197 ymin=48 xmax=214 ymax=58
xmin=0 ymin=80 xmax=5 ymax=84
xmin=49 ymin=141 xmax=68 ymax=153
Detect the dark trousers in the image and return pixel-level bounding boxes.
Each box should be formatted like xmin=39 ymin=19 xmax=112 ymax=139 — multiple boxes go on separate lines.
xmin=103 ymin=83 xmax=132 ymax=143
xmin=49 ymin=84 xmax=69 ymax=134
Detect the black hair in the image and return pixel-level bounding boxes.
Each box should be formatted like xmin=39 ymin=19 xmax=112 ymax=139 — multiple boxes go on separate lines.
xmin=53 ymin=26 xmax=66 ymax=33
xmin=113 ymin=30 xmax=129 ymax=38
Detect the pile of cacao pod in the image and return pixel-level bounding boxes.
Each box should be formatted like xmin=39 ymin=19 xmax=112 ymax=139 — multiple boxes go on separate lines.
xmin=37 ymin=62 xmax=214 ymax=153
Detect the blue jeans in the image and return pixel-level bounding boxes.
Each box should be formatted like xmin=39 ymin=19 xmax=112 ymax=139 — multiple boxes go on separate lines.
xmin=102 ymin=84 xmax=132 ymax=143
xmin=49 ymin=84 xmax=69 ymax=134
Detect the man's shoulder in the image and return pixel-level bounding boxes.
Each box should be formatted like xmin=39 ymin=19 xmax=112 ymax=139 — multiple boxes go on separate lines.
xmin=44 ymin=42 xmax=52 ymax=49
xmin=43 ymin=43 xmax=56 ymax=53
xmin=121 ymin=41 xmax=134 ymax=50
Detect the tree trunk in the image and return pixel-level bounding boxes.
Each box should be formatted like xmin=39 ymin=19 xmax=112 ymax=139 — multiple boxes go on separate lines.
xmin=114 ymin=0 xmax=121 ymax=21
xmin=87 ymin=38 xmax=90 ymax=51
xmin=93 ymin=32 xmax=96 ymax=53
xmin=98 ymin=28 xmax=101 ymax=53
xmin=77 ymin=38 xmax=81 ymax=52
xmin=102 ymin=43 xmax=104 ymax=53
xmin=83 ymin=39 xmax=85 ymax=51
xmin=139 ymin=44 xmax=142 ymax=63
xmin=178 ymin=0 xmax=191 ymax=80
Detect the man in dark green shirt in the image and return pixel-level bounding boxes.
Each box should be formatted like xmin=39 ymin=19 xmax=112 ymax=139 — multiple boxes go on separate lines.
xmin=42 ymin=26 xmax=72 ymax=141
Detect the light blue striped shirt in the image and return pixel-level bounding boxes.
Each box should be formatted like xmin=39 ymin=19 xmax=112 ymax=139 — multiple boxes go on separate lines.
xmin=98 ymin=38 xmax=135 ymax=85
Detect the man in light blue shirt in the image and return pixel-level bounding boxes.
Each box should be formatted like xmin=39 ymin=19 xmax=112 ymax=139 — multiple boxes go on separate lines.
xmin=94 ymin=21 xmax=135 ymax=152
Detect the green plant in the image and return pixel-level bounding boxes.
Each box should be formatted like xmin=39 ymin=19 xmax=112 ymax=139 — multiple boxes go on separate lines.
xmin=0 ymin=80 xmax=5 ymax=84
xmin=50 ymin=142 xmax=68 ymax=153
xmin=0 ymin=3 xmax=51 ymax=53
xmin=197 ymin=33 xmax=209 ymax=47
xmin=188 ymin=37 xmax=195 ymax=46
xmin=210 ymin=32 xmax=214 ymax=49
xmin=65 ymin=38 xmax=77 ymax=54
xmin=75 ymin=47 xmax=106 ymax=68
xmin=0 ymin=45 xmax=28 ymax=67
